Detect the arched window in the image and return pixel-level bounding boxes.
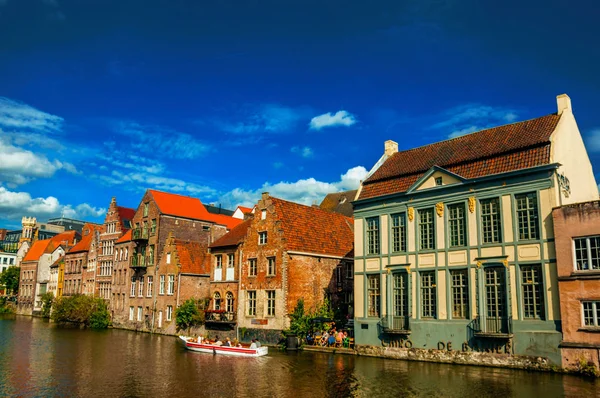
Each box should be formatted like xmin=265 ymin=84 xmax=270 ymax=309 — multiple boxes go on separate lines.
xmin=226 ymin=292 xmax=234 ymax=313
xmin=214 ymin=292 xmax=221 ymax=310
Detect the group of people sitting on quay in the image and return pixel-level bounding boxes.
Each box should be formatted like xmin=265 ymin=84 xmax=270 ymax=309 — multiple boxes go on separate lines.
xmin=187 ymin=336 xmax=262 ymax=349
xmin=305 ymin=327 xmax=353 ymax=348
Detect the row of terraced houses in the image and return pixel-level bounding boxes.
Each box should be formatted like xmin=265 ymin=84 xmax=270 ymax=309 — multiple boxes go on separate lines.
xmin=9 ymin=94 xmax=600 ymax=371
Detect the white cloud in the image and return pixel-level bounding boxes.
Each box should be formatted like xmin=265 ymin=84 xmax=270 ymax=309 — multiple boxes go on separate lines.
xmin=309 ymin=110 xmax=357 ymax=131
xmin=585 ymin=128 xmax=600 ymax=152
xmin=114 ymin=121 xmax=210 ymax=160
xmin=216 ymin=104 xmax=310 ymax=135
xmin=96 ymin=170 xmax=216 ymax=196
xmin=217 ymin=166 xmax=368 ymax=209
xmin=291 ymin=146 xmax=314 ymax=158
xmin=0 ymin=137 xmax=78 ymax=187
xmin=0 ymin=97 xmax=63 ymax=133
xmin=431 ymin=104 xmax=520 ymax=139
xmin=0 ymin=186 xmax=105 ymax=222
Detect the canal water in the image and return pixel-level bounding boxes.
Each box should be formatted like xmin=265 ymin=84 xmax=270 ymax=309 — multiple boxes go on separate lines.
xmin=0 ymin=316 xmax=598 ymax=398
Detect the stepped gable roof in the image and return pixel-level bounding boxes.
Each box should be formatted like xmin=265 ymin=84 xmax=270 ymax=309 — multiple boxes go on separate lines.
xmin=359 ymin=113 xmax=561 ymax=200
xmin=116 ymin=229 xmax=132 ymax=244
xmin=68 ymin=224 xmax=102 ymax=254
xmin=175 ymin=239 xmax=210 ymax=274
xmin=148 ymin=190 xmax=242 ymax=230
xmin=209 ymin=219 xmax=252 ymax=248
xmin=22 ymin=239 xmax=52 ymax=262
xmin=319 ymin=190 xmax=357 ymax=217
xmin=270 ymin=197 xmax=354 ymax=258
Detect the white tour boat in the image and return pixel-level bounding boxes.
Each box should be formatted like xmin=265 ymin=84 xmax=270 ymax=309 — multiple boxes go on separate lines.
xmin=179 ymin=336 xmax=268 ymax=357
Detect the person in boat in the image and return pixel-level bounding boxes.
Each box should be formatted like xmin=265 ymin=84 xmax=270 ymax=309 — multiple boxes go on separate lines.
xmin=250 ymin=339 xmax=258 ymax=349
xmin=255 ymin=339 xmax=261 ymax=348
xmin=214 ymin=336 xmax=223 ymax=346
xmin=223 ymin=338 xmax=232 ymax=347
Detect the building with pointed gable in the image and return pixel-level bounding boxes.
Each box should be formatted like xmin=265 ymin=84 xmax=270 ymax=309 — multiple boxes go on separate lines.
xmin=17 ymin=230 xmax=79 ymax=314
xmin=62 ymin=223 xmax=102 ymax=297
xmin=352 ymin=94 xmax=598 ymax=365
xmin=237 ymin=193 xmax=354 ymax=344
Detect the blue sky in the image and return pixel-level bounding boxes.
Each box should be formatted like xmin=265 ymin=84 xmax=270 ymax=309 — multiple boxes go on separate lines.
xmin=1 ymin=0 xmax=599 ymax=229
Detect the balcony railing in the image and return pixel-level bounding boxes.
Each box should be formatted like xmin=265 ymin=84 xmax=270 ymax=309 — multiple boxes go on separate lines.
xmin=472 ymin=316 xmax=512 ymax=338
xmin=132 ymin=228 xmax=149 ymax=241
xmin=380 ymin=315 xmax=411 ymax=334
xmin=130 ymin=255 xmax=147 ymax=268
xmin=204 ymin=310 xmax=236 ymax=324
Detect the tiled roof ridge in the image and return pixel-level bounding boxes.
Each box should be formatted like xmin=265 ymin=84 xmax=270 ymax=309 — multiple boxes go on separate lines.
xmin=149 ymin=189 xmax=198 ymax=202
xmin=269 ymin=196 xmax=353 ymax=222
xmin=365 ymin=141 xmax=552 ymax=185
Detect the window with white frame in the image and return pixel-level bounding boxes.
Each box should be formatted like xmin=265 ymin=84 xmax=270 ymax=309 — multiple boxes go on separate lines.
xmin=366 ymin=217 xmax=380 ymax=255
xmin=367 ymin=274 xmax=380 ymax=317
xmin=214 ymin=292 xmax=221 ymax=310
xmin=448 ymin=203 xmax=466 ymax=247
xmin=259 ymin=231 xmax=267 ymax=245
xmin=138 ymin=277 xmax=144 ymax=297
xmin=130 ymin=277 xmax=136 ymax=297
xmin=159 ymin=275 xmax=165 ymax=295
xmin=137 ymin=306 xmax=142 ymax=321
xmin=420 ymin=271 xmax=436 ymax=318
xmin=215 ymin=255 xmax=222 ymax=269
xmin=247 ymin=291 xmax=256 ymax=316
xmin=226 ymin=292 xmax=234 ymax=312
xmin=168 ymin=275 xmax=175 ymax=295
xmin=227 ymin=254 xmax=234 ymax=268
xmin=147 ymin=276 xmax=153 ymax=297
xmin=418 ymin=209 xmax=435 ymax=250
xmin=574 ymin=236 xmax=600 ymax=271
xmin=521 ymin=265 xmax=544 ymax=319
xmin=248 ymin=258 xmax=257 ymax=276
xmin=129 ymin=306 xmax=134 ymax=321
xmin=481 ymin=198 xmax=502 ymax=244
xmin=267 ymin=290 xmax=276 ymax=316
xmin=582 ymin=301 xmax=600 ymax=327
xmin=267 ymin=257 xmax=276 ymax=276
xmin=166 ymin=305 xmax=173 ymax=321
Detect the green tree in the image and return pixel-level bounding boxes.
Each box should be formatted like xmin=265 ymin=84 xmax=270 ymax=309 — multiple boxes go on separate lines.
xmin=40 ymin=292 xmax=54 ymax=318
xmin=175 ymin=299 xmax=205 ymax=334
xmin=0 ymin=266 xmax=20 ymax=295
xmin=51 ymin=295 xmax=110 ymax=329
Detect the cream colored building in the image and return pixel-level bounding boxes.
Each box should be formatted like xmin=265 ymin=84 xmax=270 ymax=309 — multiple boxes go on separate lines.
xmin=352 ymin=94 xmax=598 ymax=364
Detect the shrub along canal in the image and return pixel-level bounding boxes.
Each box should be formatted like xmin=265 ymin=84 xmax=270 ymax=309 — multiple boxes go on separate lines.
xmin=0 ymin=316 xmax=598 ymax=397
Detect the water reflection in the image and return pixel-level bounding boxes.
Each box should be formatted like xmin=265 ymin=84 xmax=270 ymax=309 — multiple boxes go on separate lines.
xmin=0 ymin=316 xmax=598 ymax=398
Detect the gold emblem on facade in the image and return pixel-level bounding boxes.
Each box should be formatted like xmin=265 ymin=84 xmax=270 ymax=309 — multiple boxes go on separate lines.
xmin=476 ymin=261 xmax=482 ymax=268
xmin=502 ymin=259 xmax=509 ymax=268
xmin=436 ymin=202 xmax=444 ymax=217
xmin=468 ymin=197 xmax=476 ymax=213
xmin=408 ymin=207 xmax=414 ymax=222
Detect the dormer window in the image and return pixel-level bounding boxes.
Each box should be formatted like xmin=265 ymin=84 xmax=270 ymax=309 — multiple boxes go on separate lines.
xmin=435 ymin=177 xmax=443 ymax=186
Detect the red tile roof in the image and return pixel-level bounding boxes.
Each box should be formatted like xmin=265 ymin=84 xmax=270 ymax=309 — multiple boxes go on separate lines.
xmin=175 ymin=240 xmax=210 ymax=274
xmin=22 ymin=239 xmax=52 ymax=262
xmin=270 ymin=197 xmax=354 ymax=258
xmin=359 ymin=113 xmax=561 ymax=200
xmin=68 ymin=223 xmax=102 ymax=254
xmin=149 ymin=189 xmax=242 ymax=229
xmin=117 ymin=206 xmax=136 ymax=226
xmin=237 ymin=206 xmax=253 ymax=214
xmin=116 ymin=229 xmax=132 ymax=244
xmin=210 ymin=219 xmax=252 ymax=248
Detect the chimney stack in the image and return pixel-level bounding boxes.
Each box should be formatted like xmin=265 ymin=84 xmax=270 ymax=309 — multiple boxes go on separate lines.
xmin=557 ymin=94 xmax=572 ymax=115
xmin=384 ymin=140 xmax=398 ymax=157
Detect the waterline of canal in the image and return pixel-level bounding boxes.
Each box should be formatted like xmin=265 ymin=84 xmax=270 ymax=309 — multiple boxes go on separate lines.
xmin=0 ymin=316 xmax=598 ymax=397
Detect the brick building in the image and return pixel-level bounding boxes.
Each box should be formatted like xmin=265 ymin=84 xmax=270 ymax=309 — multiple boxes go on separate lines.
xmin=17 ymin=231 xmax=78 ymax=314
xmin=206 ymin=219 xmax=253 ymax=335
xmin=238 ymin=193 xmax=354 ymax=344
xmin=63 ymin=223 xmax=102 ymax=296
xmin=112 ymin=230 xmax=132 ymax=323
xmin=116 ymin=189 xmax=241 ymax=331
xmin=97 ymin=198 xmax=135 ymax=301
xmin=553 ymin=201 xmax=600 ymax=370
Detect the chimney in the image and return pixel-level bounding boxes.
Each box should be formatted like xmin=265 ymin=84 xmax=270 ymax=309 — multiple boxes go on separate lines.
xmin=261 ymin=192 xmax=270 ymax=200
xmin=557 ymin=94 xmax=572 ymax=115
xmin=384 ymin=140 xmax=398 ymax=157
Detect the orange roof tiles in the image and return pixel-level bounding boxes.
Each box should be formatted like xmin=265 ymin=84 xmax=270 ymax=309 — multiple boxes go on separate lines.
xmin=210 ymin=219 xmax=252 ymax=248
xmin=148 ymin=189 xmax=242 ymax=229
xmin=237 ymin=206 xmax=253 ymax=214
xmin=117 ymin=206 xmax=136 ymax=226
xmin=68 ymin=223 xmax=102 ymax=254
xmin=175 ymin=240 xmax=210 ymax=274
xmin=270 ymin=197 xmax=354 ymax=258
xmin=22 ymin=239 xmax=52 ymax=262
xmin=359 ymin=113 xmax=560 ymax=200
xmin=116 ymin=229 xmax=132 ymax=244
